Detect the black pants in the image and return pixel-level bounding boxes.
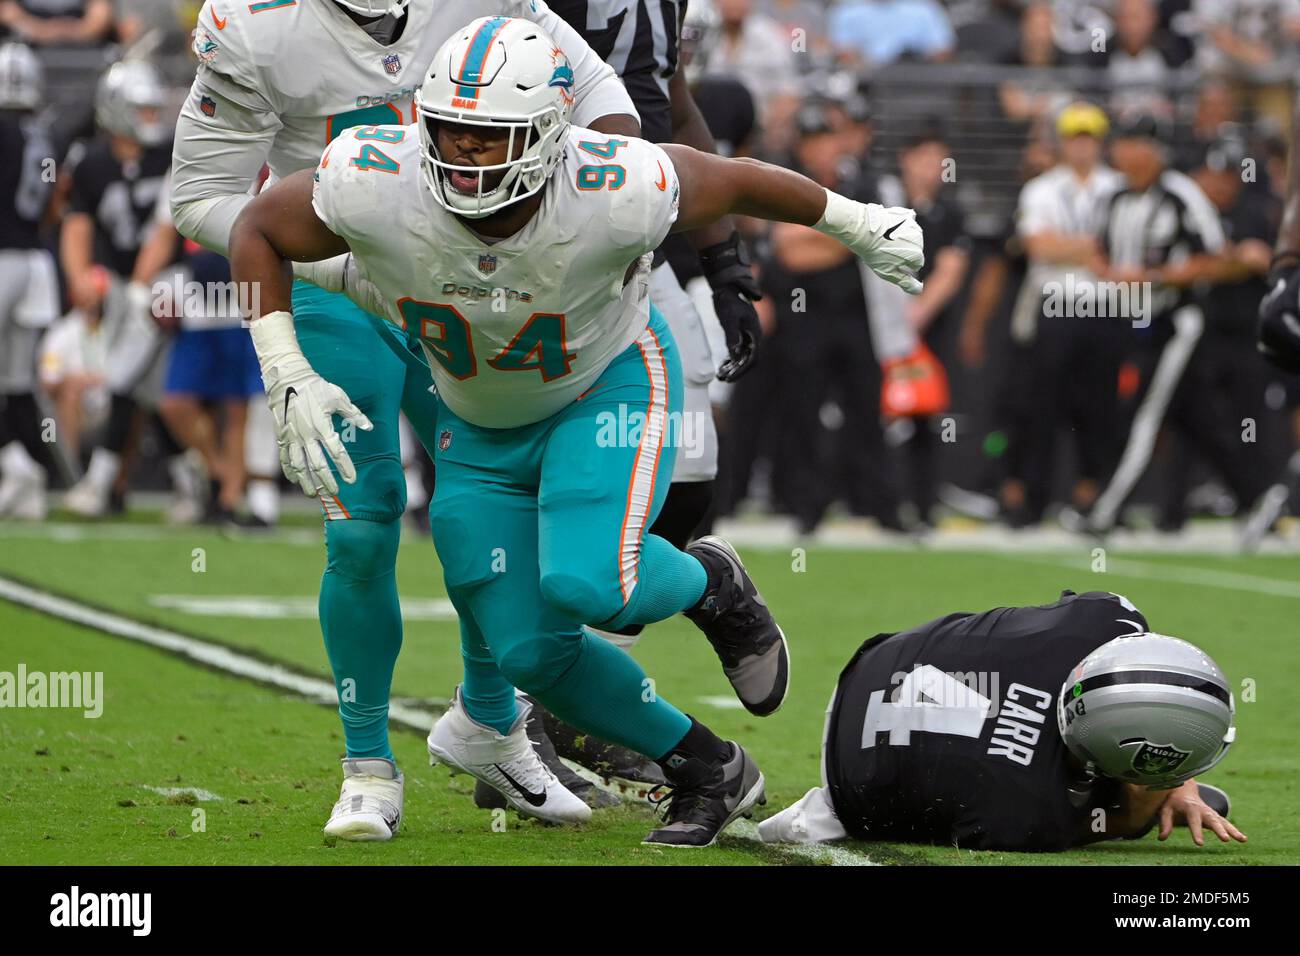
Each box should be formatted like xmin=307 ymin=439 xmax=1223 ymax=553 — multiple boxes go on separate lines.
xmin=1023 ymin=313 xmax=1127 ymax=520
xmin=777 ymin=320 xmax=900 ymax=532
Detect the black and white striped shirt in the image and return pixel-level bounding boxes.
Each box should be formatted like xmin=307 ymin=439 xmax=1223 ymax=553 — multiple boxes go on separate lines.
xmin=1102 ymin=169 xmax=1224 ymax=317
xmin=548 ymin=0 xmax=684 ymax=144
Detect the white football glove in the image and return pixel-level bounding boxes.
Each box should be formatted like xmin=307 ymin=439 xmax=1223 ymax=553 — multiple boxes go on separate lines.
xmin=249 ymin=310 xmax=373 ymax=498
xmin=814 ymin=190 xmax=925 ymax=295
xmin=293 ymin=253 xmax=390 ymax=319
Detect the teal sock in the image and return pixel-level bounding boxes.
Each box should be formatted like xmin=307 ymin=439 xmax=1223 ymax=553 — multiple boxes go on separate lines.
xmin=319 ymin=518 xmax=403 ymax=760
xmin=530 ymin=630 xmax=690 ymax=758
xmin=603 ymin=534 xmax=707 ymax=631
xmin=458 ymin=616 xmax=518 ymax=736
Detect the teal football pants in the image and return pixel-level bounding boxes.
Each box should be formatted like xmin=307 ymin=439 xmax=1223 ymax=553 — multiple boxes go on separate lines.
xmin=430 ymin=308 xmax=706 ymax=757
xmin=291 ymin=281 xmax=440 ymax=761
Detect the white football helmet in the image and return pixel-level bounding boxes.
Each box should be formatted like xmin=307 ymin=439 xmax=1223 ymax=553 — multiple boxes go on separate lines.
xmin=95 ymin=60 xmax=168 ymax=147
xmin=332 ymin=0 xmax=409 ymax=18
xmin=0 ymin=42 xmax=44 ymax=112
xmin=415 ymin=16 xmax=574 ymax=218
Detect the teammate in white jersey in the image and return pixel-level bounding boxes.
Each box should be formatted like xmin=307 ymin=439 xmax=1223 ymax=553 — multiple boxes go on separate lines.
xmin=169 ymin=0 xmax=639 ymax=841
xmin=229 ymin=16 xmax=924 ymax=847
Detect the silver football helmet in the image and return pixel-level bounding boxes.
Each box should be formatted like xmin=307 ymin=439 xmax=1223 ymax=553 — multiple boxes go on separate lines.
xmin=95 ymin=60 xmax=168 ymax=147
xmin=1058 ymin=633 xmax=1235 ymax=790
xmin=0 ymin=42 xmax=44 ymax=112
xmin=680 ymin=0 xmax=720 ymax=84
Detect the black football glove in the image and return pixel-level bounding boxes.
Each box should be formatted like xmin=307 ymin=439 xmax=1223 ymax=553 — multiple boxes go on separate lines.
xmin=1258 ymin=260 xmax=1300 ymax=373
xmin=700 ymin=231 xmax=763 ymax=381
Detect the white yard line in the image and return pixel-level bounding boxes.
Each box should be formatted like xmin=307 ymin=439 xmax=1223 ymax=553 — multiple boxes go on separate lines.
xmin=1011 ymin=555 xmax=1300 ymax=600
xmin=726 ymin=819 xmax=878 ymax=866
xmin=0 ymin=575 xmax=446 ymax=729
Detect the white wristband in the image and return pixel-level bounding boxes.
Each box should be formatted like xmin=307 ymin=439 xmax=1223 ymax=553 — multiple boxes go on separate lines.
xmin=249 ymin=310 xmax=302 ymax=363
xmin=813 ymin=189 xmax=882 ymax=249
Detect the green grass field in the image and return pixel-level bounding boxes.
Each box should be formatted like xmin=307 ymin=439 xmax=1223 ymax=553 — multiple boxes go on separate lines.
xmin=1 ymin=517 xmax=1295 ymax=865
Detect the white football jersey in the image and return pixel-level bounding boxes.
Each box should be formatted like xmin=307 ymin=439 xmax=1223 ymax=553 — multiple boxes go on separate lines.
xmin=312 ymin=125 xmax=681 ymax=428
xmin=170 ymin=0 xmax=635 ymax=255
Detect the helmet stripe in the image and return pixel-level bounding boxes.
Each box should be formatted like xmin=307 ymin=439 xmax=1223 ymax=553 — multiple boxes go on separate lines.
xmin=455 ymin=16 xmax=511 ymax=100
xmin=1076 ymin=670 xmax=1231 ymax=706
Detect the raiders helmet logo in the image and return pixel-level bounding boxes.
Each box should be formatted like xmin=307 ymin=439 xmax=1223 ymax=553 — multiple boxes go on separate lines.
xmin=1127 ymin=740 xmax=1191 ymax=777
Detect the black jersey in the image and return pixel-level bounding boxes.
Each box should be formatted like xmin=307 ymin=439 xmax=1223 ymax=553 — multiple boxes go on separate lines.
xmin=0 ymin=111 xmax=55 ymax=251
xmin=64 ymin=138 xmax=171 ymax=278
xmin=825 ymin=590 xmax=1149 ymax=851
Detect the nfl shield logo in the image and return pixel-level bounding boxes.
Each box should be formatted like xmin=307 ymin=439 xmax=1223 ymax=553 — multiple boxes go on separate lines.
xmin=383 ymin=53 xmax=401 ymax=75
xmin=477 ymin=253 xmax=497 ymax=276
xmin=438 ymin=429 xmax=453 ymax=451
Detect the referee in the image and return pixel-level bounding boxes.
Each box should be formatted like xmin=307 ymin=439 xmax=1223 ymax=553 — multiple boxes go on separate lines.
xmin=1087 ymin=113 xmax=1266 ymax=534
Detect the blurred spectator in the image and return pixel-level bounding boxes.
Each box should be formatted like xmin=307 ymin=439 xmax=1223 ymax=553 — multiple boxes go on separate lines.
xmin=1192 ymin=0 xmax=1300 ymax=132
xmin=758 ymin=99 xmax=903 ymax=533
xmin=755 ymin=0 xmax=829 ymax=62
xmin=999 ymin=2 xmax=1085 ymax=125
xmin=949 ymin=137 xmax=1056 ymax=525
xmin=39 ymin=308 xmax=108 ymax=463
xmin=1104 ymin=0 xmax=1178 ymax=116
xmin=891 ymin=125 xmax=971 ymax=526
xmin=0 ymin=0 xmax=113 ymax=45
xmin=0 ymin=40 xmax=59 ymax=521
xmin=1015 ymin=102 xmax=1124 ymax=524
xmin=698 ymin=0 xmax=800 ymax=147
xmin=828 ymin=0 xmax=955 ymax=69
xmin=1178 ymin=136 xmax=1287 ymax=534
xmin=1175 ymin=78 xmax=1243 ymax=170
xmin=158 ymin=235 xmax=262 ymax=525
xmin=945 ymin=0 xmax=1021 ymax=63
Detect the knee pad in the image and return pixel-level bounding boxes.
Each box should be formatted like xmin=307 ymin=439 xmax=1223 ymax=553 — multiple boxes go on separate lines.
xmin=324 ymin=517 xmax=400 ymax=582
xmin=538 ymin=569 xmax=625 ymax=627
xmin=494 ymin=631 xmax=581 ymax=695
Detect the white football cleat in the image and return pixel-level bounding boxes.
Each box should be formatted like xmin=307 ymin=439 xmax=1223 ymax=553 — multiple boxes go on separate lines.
xmin=427 ymin=688 xmax=592 ymax=825
xmin=63 ymin=475 xmax=110 ymax=518
xmin=323 ymin=756 xmax=404 ymax=842
xmin=0 ymin=467 xmax=47 ymax=520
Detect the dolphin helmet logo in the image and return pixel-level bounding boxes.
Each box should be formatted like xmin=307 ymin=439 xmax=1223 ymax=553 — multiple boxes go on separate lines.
xmin=548 ymin=51 xmax=575 ymax=104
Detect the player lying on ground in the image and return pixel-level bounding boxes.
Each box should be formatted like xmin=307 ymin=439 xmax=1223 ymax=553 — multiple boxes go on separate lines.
xmin=231 ymin=16 xmax=924 ymax=847
xmin=759 ymin=590 xmax=1245 ymax=851
xmin=169 ymin=0 xmax=642 ymax=843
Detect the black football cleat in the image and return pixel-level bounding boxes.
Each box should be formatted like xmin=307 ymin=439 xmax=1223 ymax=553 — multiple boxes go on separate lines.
xmin=472 ymin=699 xmax=619 ymax=812
xmin=540 ymin=708 xmax=667 ymax=793
xmin=643 ymin=742 xmax=765 ymax=848
xmin=684 ymin=536 xmax=789 ymax=716
xmin=1198 ymin=783 xmax=1231 ymax=818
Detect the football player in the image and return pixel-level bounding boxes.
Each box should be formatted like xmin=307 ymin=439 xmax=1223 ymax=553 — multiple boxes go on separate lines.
xmin=59 ymin=61 xmax=205 ymax=523
xmin=759 ymin=591 xmax=1245 ymax=852
xmin=0 ymin=41 xmax=58 ymax=521
xmin=229 ymin=16 xmax=924 ymax=846
xmin=169 ymin=0 xmax=640 ymax=842
xmin=492 ymin=0 xmax=766 ymax=810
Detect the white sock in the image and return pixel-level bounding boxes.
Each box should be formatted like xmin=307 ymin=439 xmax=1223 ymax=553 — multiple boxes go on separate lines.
xmin=83 ymin=447 xmax=121 ymax=489
xmin=247 ymin=478 xmax=279 ymax=524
